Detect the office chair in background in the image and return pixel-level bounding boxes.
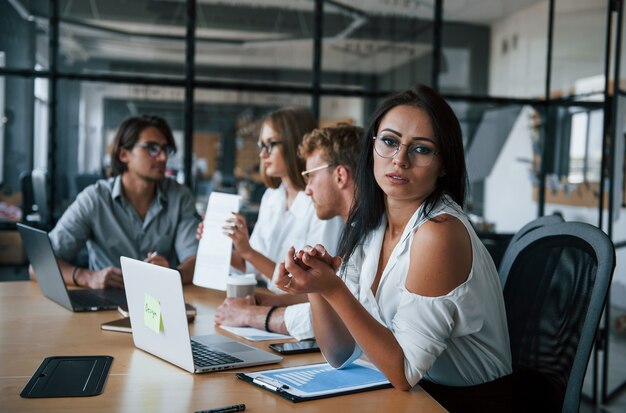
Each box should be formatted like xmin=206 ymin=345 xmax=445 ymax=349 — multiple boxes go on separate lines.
xmin=19 ymin=171 xmax=35 ymax=217
xmin=30 ymin=169 xmax=50 ymax=228
xmin=499 ymin=222 xmax=615 ymax=413
xmin=19 ymin=169 xmax=51 ymax=229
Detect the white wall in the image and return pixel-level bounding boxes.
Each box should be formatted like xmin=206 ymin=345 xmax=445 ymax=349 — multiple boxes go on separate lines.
xmin=489 ymin=0 xmax=608 ymax=98
xmin=489 ymin=1 xmax=548 ymax=97
xmin=483 ymin=105 xmax=537 ymax=232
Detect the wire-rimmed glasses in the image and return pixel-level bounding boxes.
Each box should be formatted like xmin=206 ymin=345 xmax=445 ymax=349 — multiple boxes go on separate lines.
xmin=372 ymin=135 xmax=439 ymax=167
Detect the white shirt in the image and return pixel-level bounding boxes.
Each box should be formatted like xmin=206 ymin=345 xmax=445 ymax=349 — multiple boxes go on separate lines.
xmin=340 ymin=196 xmax=512 ymax=387
xmin=248 ymin=184 xmax=344 ymax=339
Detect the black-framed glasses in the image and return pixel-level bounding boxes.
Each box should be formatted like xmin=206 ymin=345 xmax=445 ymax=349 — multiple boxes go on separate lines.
xmin=257 ymin=140 xmax=283 ymax=155
xmin=135 ymin=142 xmax=176 ymax=158
xmin=373 ymin=135 xmax=440 ymax=167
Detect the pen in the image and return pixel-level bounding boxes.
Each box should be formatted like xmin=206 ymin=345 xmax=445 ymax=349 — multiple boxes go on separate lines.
xmin=252 ymin=376 xmax=289 ymax=391
xmin=194 ymin=404 xmax=245 ymax=413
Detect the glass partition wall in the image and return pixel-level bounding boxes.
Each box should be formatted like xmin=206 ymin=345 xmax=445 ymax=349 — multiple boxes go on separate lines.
xmin=2 ymin=0 xmax=626 ymax=405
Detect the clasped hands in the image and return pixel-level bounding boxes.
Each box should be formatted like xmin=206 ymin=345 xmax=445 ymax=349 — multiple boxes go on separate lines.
xmin=273 ymin=244 xmax=343 ymax=296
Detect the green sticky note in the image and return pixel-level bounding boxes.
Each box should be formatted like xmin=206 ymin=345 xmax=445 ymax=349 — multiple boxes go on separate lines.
xmin=144 ymin=293 xmax=163 ymax=333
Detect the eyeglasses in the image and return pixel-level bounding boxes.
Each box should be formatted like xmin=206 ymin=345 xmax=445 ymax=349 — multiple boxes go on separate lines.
xmin=301 ymin=164 xmax=334 ymax=183
xmin=135 ymin=142 xmax=176 ymax=158
xmin=257 ymin=140 xmax=283 ymax=155
xmin=373 ymin=135 xmax=439 ymax=167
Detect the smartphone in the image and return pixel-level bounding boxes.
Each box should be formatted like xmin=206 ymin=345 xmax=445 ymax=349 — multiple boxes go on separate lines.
xmin=117 ymin=303 xmax=197 ymax=322
xmin=269 ymin=340 xmax=320 ymax=354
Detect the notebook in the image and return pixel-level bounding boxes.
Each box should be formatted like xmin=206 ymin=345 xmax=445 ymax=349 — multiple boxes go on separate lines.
xmin=17 ymin=223 xmax=127 ymax=312
xmin=120 ymin=256 xmax=282 ymax=373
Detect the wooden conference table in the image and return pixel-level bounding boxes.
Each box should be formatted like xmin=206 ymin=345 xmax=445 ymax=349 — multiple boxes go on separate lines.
xmin=0 ymin=281 xmax=446 ymax=412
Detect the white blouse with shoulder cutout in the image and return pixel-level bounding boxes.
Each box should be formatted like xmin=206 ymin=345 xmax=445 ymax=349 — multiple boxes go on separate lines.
xmin=339 ymin=196 xmax=512 ymax=387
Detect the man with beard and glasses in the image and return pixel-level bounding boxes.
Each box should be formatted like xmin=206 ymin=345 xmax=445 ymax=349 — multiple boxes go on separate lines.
xmin=34 ymin=115 xmax=199 ymax=290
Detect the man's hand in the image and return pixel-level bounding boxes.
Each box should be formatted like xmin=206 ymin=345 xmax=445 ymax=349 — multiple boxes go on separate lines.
xmin=214 ymin=295 xmax=256 ymax=326
xmin=144 ymin=252 xmax=168 ymax=267
xmin=77 ymin=267 xmax=124 ymax=289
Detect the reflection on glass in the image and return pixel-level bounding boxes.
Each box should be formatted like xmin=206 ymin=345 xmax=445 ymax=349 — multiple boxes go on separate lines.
xmin=58 ymin=0 xmax=186 ymax=76
xmin=321 ymin=2 xmax=433 ymax=91
xmin=0 ymin=0 xmax=49 ymax=70
xmin=195 ymin=1 xmax=314 ymax=85
xmin=1 ymin=75 xmax=36 ymax=194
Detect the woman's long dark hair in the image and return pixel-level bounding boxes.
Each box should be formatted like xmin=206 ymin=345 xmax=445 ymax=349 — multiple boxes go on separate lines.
xmin=338 ymin=84 xmax=467 ymax=264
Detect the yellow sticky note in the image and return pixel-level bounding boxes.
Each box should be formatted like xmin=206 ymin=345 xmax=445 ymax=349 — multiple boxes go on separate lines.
xmin=144 ymin=293 xmax=163 ymax=333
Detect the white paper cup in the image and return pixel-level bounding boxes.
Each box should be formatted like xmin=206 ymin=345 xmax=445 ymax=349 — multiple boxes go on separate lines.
xmin=226 ymin=274 xmax=257 ymax=298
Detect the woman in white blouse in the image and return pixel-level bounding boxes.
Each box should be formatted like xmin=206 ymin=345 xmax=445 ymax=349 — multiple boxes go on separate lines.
xmin=275 ymin=86 xmax=513 ymax=412
xmin=207 ymin=107 xmax=343 ymax=339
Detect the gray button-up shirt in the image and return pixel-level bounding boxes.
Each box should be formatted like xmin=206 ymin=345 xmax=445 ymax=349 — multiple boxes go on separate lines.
xmin=50 ymin=176 xmax=200 ymax=270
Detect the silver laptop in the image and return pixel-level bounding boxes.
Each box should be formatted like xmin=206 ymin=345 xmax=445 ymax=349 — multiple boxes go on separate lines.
xmin=17 ymin=223 xmax=127 ymax=312
xmin=120 ymin=256 xmax=282 ymax=373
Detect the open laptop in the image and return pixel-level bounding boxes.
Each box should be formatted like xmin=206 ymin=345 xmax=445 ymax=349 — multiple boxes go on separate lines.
xmin=17 ymin=223 xmax=127 ymax=312
xmin=120 ymin=256 xmax=282 ymax=373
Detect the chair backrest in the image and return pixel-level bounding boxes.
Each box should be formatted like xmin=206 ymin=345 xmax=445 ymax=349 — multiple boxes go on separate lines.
xmin=499 ymin=214 xmax=564 ymax=280
xmin=19 ymin=171 xmax=35 ymax=215
xmin=499 ymin=222 xmax=615 ymax=413
xmin=509 ymin=214 xmax=565 ymax=246
xmin=75 ymin=173 xmax=101 ymax=193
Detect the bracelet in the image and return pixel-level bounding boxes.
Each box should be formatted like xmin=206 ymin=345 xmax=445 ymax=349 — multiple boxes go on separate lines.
xmin=264 ymin=306 xmax=278 ymax=332
xmin=72 ymin=266 xmax=80 ymax=287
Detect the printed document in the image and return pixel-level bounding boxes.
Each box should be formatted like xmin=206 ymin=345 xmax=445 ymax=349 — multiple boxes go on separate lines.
xmin=193 ymin=192 xmax=241 ymax=290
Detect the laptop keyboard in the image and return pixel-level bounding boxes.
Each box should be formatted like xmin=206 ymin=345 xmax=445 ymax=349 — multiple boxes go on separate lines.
xmin=191 ymin=340 xmax=243 ymax=367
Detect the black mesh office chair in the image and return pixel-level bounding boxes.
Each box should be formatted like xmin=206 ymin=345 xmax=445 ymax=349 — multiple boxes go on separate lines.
xmin=498 ymin=222 xmax=615 ymax=413
xmin=498 ymin=214 xmax=564 ymax=279
xmin=508 ymin=214 xmax=564 ymax=247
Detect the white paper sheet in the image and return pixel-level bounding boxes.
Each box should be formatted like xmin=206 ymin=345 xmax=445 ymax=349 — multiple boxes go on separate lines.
xmin=220 ymin=325 xmax=292 ymax=341
xmin=193 ymin=192 xmax=241 ymax=290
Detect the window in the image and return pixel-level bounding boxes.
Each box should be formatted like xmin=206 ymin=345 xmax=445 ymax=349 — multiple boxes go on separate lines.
xmin=567 ymin=109 xmax=603 ymax=184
